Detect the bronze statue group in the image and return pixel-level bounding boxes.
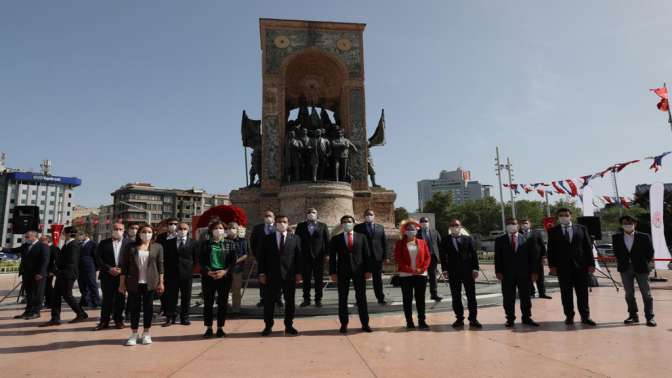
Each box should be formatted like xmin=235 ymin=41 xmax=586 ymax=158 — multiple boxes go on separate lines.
xmin=5 ymin=207 xmax=656 ymax=346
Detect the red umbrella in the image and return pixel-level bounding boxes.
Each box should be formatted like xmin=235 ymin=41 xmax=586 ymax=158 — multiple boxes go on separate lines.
xmin=195 ymin=205 xmax=248 ymax=229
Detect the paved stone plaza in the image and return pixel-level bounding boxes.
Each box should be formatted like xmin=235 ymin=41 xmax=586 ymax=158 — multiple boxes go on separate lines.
xmin=1 ymin=270 xmax=671 ymax=377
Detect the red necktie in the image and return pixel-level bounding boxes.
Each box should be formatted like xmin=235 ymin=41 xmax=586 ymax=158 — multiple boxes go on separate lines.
xmin=511 ymin=234 xmax=517 ymax=252
xmin=347 ymin=232 xmax=353 ymax=251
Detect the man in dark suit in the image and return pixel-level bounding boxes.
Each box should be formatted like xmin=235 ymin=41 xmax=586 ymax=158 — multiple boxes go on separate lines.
xmin=330 ymin=215 xmax=373 ymax=333
xmin=417 ymin=216 xmax=443 ymax=302
xmin=40 ymin=235 xmax=60 ymax=309
xmin=495 ymin=218 xmax=540 ymax=327
xmin=15 ymin=231 xmax=50 ymax=319
xmin=440 ymin=219 xmax=482 ymax=328
xmin=95 ymin=222 xmax=131 ymax=330
xmin=250 ymin=210 xmax=278 ymax=308
xmin=77 ymin=232 xmax=100 ymax=308
xmin=162 ymin=222 xmax=198 ymax=326
xmin=295 ymin=208 xmax=330 ymax=307
xmin=547 ymin=208 xmax=596 ymax=326
xmin=520 ymin=219 xmax=552 ymax=299
xmin=257 ymin=215 xmax=302 ymax=336
xmin=354 ymin=209 xmax=388 ymax=305
xmin=40 ymin=227 xmax=88 ymax=326
xmin=612 ymin=215 xmax=656 ymax=327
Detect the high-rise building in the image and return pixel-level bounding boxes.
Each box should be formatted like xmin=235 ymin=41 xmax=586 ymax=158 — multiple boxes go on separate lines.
xmin=0 ymin=157 xmax=81 ymax=247
xmin=111 ymin=183 xmax=230 ymax=227
xmin=417 ymin=167 xmax=491 ymax=211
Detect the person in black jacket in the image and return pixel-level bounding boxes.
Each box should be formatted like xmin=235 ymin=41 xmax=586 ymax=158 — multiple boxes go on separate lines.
xmin=295 ymin=208 xmax=330 ymax=307
xmin=39 ymin=235 xmax=60 ymax=309
xmin=249 ymin=210 xmax=277 ymax=308
xmin=200 ymin=221 xmax=237 ymax=338
xmin=440 ymin=219 xmax=482 ymax=328
xmin=95 ymin=223 xmax=132 ymax=330
xmin=258 ymin=215 xmax=302 ymax=336
xmin=162 ymin=222 xmax=198 ymax=326
xmin=77 ymin=232 xmax=100 ymax=308
xmin=612 ymin=215 xmax=656 ymax=327
xmin=416 ymin=217 xmax=443 ymax=302
xmin=354 ymin=209 xmax=388 ymax=305
xmin=547 ymin=208 xmax=596 ymax=326
xmin=330 ymin=215 xmax=373 ymax=334
xmin=13 ymin=231 xmax=50 ymax=319
xmin=40 ymin=227 xmax=88 ymax=326
xmin=495 ymin=218 xmax=539 ymax=327
xmin=520 ymin=219 xmax=552 ymax=299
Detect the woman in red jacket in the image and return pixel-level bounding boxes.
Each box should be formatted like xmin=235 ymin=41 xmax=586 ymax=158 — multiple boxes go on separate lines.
xmin=395 ymin=221 xmax=432 ymax=329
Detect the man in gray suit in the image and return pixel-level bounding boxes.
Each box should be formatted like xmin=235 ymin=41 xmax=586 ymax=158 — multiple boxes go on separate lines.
xmin=417 ymin=217 xmax=443 ymax=302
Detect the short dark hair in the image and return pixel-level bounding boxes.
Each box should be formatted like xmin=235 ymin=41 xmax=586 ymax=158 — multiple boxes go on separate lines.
xmin=363 ymin=209 xmax=374 ymax=216
xmin=341 ymin=215 xmax=355 ymax=223
xmin=306 ymin=208 xmax=317 ymax=214
xmin=208 ymin=221 xmax=226 ymax=234
xmin=505 ymin=217 xmax=518 ymax=224
xmin=63 ymin=226 xmax=77 ymax=236
xmin=127 ymin=222 xmax=140 ymax=228
xmin=166 ymin=218 xmax=179 ymax=224
xmin=419 ymin=217 xmax=429 ymax=222
xmin=556 ymin=207 xmax=572 ymax=215
xmin=275 ymin=215 xmax=289 ymax=222
xmin=619 ymin=215 xmax=637 ymax=224
xmin=518 ymin=217 xmax=529 ymax=222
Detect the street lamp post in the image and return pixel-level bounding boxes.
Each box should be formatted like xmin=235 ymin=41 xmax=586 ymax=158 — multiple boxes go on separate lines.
xmin=118 ymin=201 xmax=152 ymax=225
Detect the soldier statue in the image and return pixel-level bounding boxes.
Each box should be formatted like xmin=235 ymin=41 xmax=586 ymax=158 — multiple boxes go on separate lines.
xmin=307 ymin=129 xmax=331 ymax=182
xmin=330 ymin=128 xmax=358 ymax=182
xmin=297 ymin=128 xmax=311 ymax=180
xmin=285 ymin=130 xmax=303 ymax=183
xmin=367 ymin=155 xmax=379 ymax=187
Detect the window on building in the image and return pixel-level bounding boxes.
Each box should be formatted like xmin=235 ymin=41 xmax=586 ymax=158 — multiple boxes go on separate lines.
xmin=5 ymin=238 xmax=10 ymax=244
xmin=10 ymin=199 xmax=14 ymax=204
xmin=32 ymin=190 xmax=37 ymax=195
xmin=41 ymin=191 xmax=46 ymax=196
xmin=30 ymin=200 xmax=36 ymax=204
xmin=17 ymin=238 xmax=22 ymax=243
xmin=20 ymin=199 xmax=26 ymax=204
xmin=48 ymin=220 xmax=52 ymax=224
xmin=22 ymin=189 xmax=27 ymax=194
xmin=40 ymin=200 xmax=46 ymax=205
xmin=66 ymin=211 xmax=70 ymax=216
xmin=49 ymin=201 xmax=54 ymax=205
xmin=48 ymin=210 xmax=54 ymax=215
xmin=68 ymin=193 xmax=72 ymax=198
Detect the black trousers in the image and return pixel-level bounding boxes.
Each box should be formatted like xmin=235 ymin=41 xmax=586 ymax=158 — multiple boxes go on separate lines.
xmin=50 ymin=277 xmax=86 ymax=321
xmin=400 ymin=276 xmax=427 ymax=323
xmin=371 ymin=260 xmax=385 ymax=302
xmin=44 ymin=275 xmax=55 ymax=307
xmin=78 ymin=262 xmax=100 ymax=307
xmin=264 ymin=279 xmax=296 ymax=328
xmin=337 ymin=272 xmax=369 ymax=327
xmin=302 ymin=254 xmax=324 ymax=302
xmin=531 ymin=262 xmax=546 ymax=296
xmin=23 ymin=276 xmax=45 ymax=315
xmin=165 ymin=276 xmax=193 ymax=320
xmin=558 ymin=269 xmax=590 ymax=319
xmin=128 ymin=284 xmax=154 ymax=330
xmin=448 ymin=273 xmax=477 ymax=321
xmin=202 ymin=275 xmax=231 ymax=328
xmin=100 ymin=276 xmax=125 ymax=324
xmin=427 ymin=255 xmax=440 ymax=297
xmin=501 ymin=274 xmax=532 ymax=321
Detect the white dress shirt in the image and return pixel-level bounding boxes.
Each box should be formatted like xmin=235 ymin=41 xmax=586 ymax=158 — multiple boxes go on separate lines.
xmin=562 ymin=223 xmax=574 ymax=243
xmin=276 ymin=231 xmax=288 ymax=250
xmin=137 ymin=248 xmax=150 ymax=284
xmin=624 ymin=232 xmax=635 ymax=252
xmin=112 ymin=238 xmax=122 ymax=266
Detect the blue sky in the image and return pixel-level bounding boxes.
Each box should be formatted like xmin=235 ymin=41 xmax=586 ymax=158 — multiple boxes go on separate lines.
xmin=2 ymin=0 xmax=671 ymax=212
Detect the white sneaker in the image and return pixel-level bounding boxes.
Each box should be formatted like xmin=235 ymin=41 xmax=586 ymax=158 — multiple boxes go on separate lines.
xmin=141 ymin=334 xmax=152 ymax=345
xmin=125 ymin=334 xmax=138 ymax=346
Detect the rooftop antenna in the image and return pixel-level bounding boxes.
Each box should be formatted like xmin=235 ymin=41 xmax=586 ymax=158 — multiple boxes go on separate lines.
xmin=40 ymin=159 xmax=52 ymax=175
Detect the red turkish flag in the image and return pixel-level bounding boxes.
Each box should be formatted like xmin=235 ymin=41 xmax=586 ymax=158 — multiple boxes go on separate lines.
xmin=651 ymin=87 xmax=669 ymax=99
xmin=658 ymin=98 xmax=669 ymax=112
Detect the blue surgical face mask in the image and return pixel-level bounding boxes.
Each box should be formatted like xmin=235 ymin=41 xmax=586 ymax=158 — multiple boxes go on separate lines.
xmin=343 ymin=223 xmax=354 ymax=232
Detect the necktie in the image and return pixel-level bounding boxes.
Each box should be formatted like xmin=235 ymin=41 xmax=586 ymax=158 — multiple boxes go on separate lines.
xmin=511 ymin=234 xmax=517 ymax=252
xmin=347 ymin=232 xmax=353 ymax=251
xmin=279 ymin=234 xmax=285 ymax=255
xmin=563 ymin=226 xmax=570 ymax=241
xmin=178 ymin=239 xmax=184 ymax=249
xmin=266 ymin=225 xmax=271 ymax=235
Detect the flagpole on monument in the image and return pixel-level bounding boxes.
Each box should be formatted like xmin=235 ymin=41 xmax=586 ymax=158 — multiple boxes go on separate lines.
xmin=495 ymin=147 xmax=506 ymax=232
xmin=665 ymin=83 xmax=672 ymax=132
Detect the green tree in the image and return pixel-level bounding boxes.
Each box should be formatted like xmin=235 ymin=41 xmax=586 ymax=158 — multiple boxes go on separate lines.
xmin=448 ymin=197 xmax=501 ymax=236
xmin=422 ymin=192 xmax=454 ymax=235
xmin=394 ymin=207 xmax=409 ymax=226
xmin=506 ymin=200 xmax=546 ymax=227
xmin=597 ymin=205 xmax=647 ymax=232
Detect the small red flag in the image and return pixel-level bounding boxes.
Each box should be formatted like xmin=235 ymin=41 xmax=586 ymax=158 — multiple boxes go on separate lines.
xmin=651 ymin=87 xmax=669 ymax=99
xmin=657 ymin=98 xmax=669 ymax=112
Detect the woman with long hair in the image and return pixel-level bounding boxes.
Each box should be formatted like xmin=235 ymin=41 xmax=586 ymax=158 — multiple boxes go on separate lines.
xmin=395 ymin=220 xmax=432 ymax=329
xmin=119 ymin=224 xmax=164 ymax=346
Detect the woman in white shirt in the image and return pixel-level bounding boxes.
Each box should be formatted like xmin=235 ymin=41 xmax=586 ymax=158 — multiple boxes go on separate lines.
xmin=119 ymin=224 xmax=164 ymax=346
xmin=394 ymin=221 xmax=432 ymax=329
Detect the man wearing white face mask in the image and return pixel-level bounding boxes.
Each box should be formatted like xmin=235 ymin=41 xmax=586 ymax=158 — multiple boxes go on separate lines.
xmin=519 ymin=219 xmax=551 ymax=299
xmin=354 ymin=209 xmax=388 ymax=305
xmin=547 ymin=208 xmax=596 ymax=326
xmin=95 ymin=223 xmax=132 ymax=330
xmin=162 ymin=222 xmax=198 ymax=326
xmin=250 ymin=210 xmax=277 ymax=307
xmin=416 ymin=217 xmax=443 ymax=302
xmin=295 ymin=208 xmax=330 ymax=307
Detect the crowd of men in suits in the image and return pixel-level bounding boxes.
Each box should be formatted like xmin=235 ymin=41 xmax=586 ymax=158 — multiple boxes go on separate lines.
xmin=1 ymin=205 xmax=657 ymax=345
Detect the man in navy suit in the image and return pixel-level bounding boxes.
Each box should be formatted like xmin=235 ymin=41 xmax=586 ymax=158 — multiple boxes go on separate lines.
xmin=257 ymin=215 xmax=302 ymax=336
xmin=250 ymin=210 xmax=277 ymax=308
xmin=14 ymin=231 xmax=50 ymax=319
xmin=95 ymin=223 xmax=131 ymax=330
xmin=495 ymin=218 xmax=539 ymax=327
xmin=612 ymin=215 xmax=656 ymax=327
xmin=78 ymin=232 xmax=100 ymax=308
xmin=162 ymin=222 xmax=198 ymax=326
xmin=354 ymin=209 xmax=388 ymax=305
xmin=295 ymin=208 xmax=330 ymax=307
xmin=547 ymin=208 xmax=596 ymax=326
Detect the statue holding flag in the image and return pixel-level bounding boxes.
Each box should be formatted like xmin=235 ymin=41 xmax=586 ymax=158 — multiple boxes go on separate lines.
xmin=367 ymin=109 xmax=386 ymax=188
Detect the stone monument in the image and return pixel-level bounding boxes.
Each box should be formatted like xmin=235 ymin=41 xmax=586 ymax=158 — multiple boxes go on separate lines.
xmin=231 ymin=19 xmax=396 ymax=227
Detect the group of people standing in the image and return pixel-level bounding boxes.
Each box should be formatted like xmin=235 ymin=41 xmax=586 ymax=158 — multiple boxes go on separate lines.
xmin=4 ymin=205 xmax=657 ymax=346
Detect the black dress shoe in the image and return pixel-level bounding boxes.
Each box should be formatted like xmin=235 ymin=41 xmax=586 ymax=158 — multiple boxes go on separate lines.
xmin=624 ymin=316 xmax=639 ymax=324
xmin=39 ymin=320 xmax=61 ymax=327
xmin=68 ymin=315 xmax=87 ymax=324
xmin=469 ymin=320 xmax=482 ymax=329
xmin=646 ymin=319 xmax=657 ymax=327
xmin=23 ymin=314 xmax=40 ymax=320
xmin=361 ymin=325 xmax=373 ymax=333
xmin=115 ymin=322 xmax=125 ymax=329
xmin=276 ymin=301 xmax=284 ymax=307
xmin=581 ymin=318 xmax=596 ymax=326
xmin=540 ymin=295 xmax=553 ymax=299
xmin=203 ymin=328 xmax=213 ymax=338
xmin=216 ymin=328 xmax=226 ymax=338
xmin=300 ymin=300 xmax=310 ymax=307
xmin=522 ymin=319 xmax=540 ymax=327
xmin=452 ymin=319 xmax=465 ymax=328
xmin=13 ymin=313 xmax=27 ymax=319
xmin=94 ymin=323 xmax=109 ymax=330
xmin=161 ymin=320 xmax=173 ymax=327
xmin=431 ymin=295 xmax=443 ymax=302
xmin=339 ymin=325 xmax=348 ymax=334
xmin=406 ymin=322 xmax=416 ymax=329
xmin=261 ymin=327 xmax=272 ymax=336
xmin=256 ymin=301 xmax=264 ymax=308
xmin=285 ymin=326 xmax=298 ymax=335
xmin=180 ymin=319 xmax=191 ymax=326
xmin=564 ymin=317 xmax=575 ymax=325
xmin=377 ymin=300 xmax=388 ymax=305
xmin=418 ymin=321 xmax=429 ymax=329
xmin=314 ymin=301 xmax=322 ymax=308
xmin=505 ymin=320 xmax=514 ymax=328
